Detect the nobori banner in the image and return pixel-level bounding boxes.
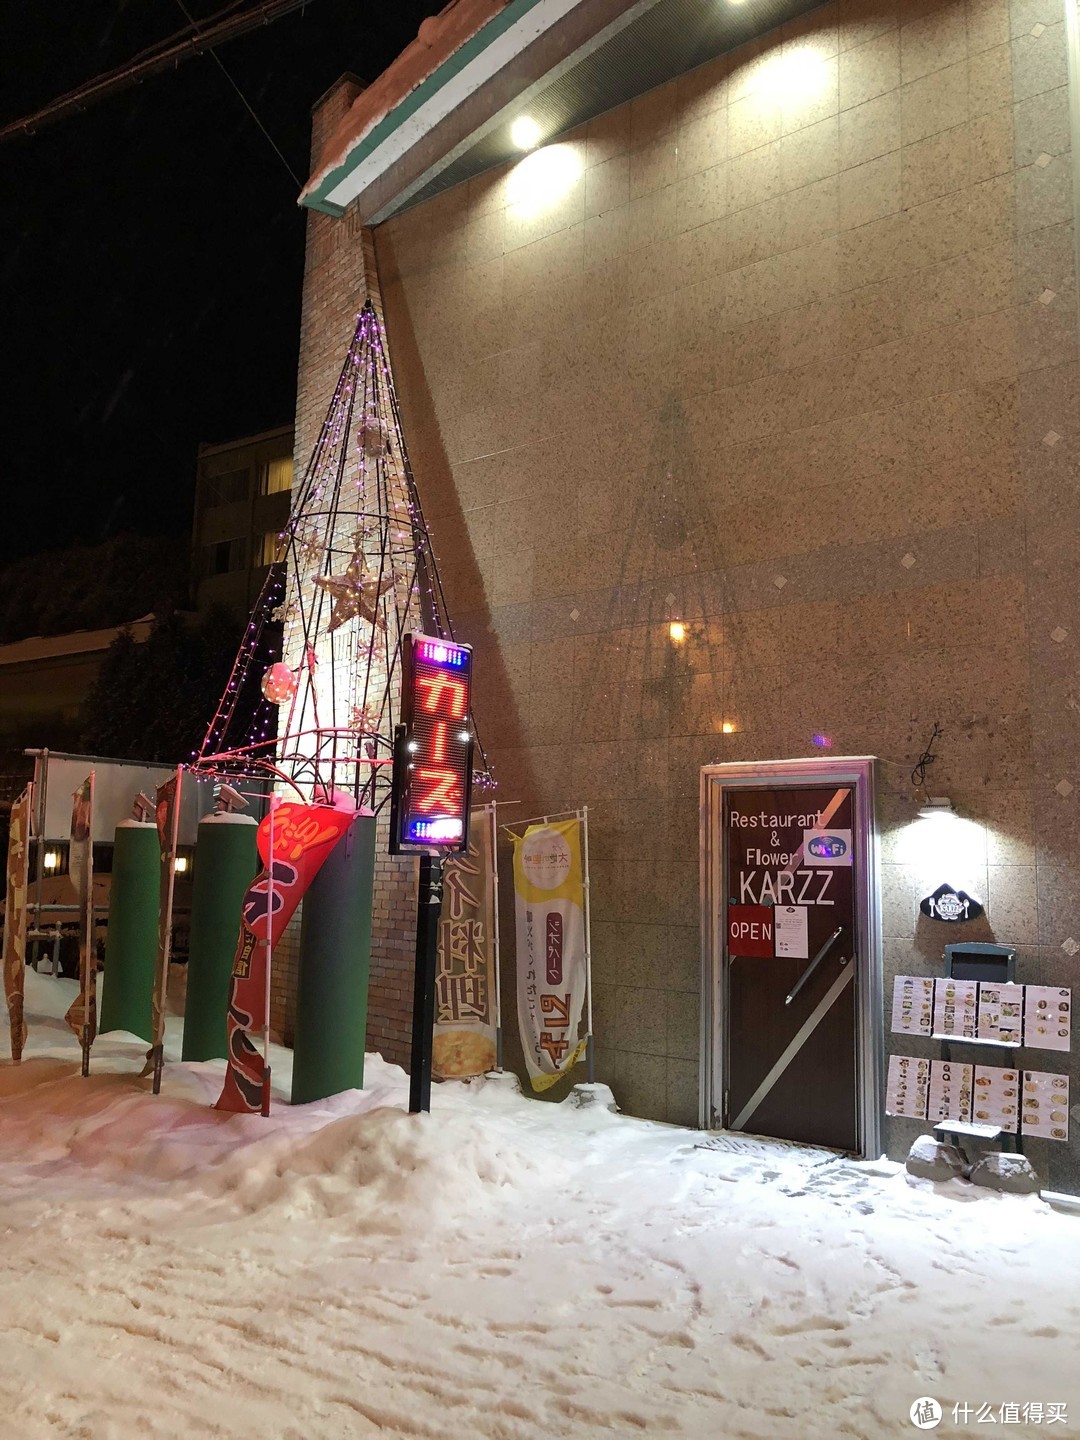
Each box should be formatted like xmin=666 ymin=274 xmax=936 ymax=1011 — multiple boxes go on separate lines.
xmin=391 ymin=633 xmax=474 ymax=854
xmin=725 ymin=788 xmax=855 ymax=960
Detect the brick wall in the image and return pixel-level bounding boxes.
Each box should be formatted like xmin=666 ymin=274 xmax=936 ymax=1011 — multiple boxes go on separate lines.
xmin=273 ymin=74 xmax=421 ymax=1071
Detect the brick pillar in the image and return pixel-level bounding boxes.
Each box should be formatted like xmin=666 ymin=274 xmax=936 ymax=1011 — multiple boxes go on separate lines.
xmin=271 ymin=75 xmax=420 ymax=1072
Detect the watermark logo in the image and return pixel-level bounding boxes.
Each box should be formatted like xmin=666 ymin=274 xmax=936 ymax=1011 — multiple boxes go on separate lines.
xmin=910 ymin=1398 xmax=943 ymax=1430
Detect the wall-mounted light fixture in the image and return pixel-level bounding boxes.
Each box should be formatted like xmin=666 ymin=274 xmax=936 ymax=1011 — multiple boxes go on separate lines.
xmin=510 ymin=115 xmax=541 ymax=150
xmin=917 ymin=797 xmax=954 ymax=820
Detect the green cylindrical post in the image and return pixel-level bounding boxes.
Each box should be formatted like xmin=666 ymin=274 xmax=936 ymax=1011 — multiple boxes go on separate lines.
xmin=182 ymin=814 xmax=258 ymax=1062
xmin=99 ymin=821 xmax=159 ymax=1042
xmin=291 ymin=814 xmax=376 ymax=1105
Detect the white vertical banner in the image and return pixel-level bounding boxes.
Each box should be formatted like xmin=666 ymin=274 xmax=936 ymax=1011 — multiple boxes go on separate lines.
xmin=433 ymin=803 xmax=499 ymax=1079
xmin=64 ymin=772 xmax=96 ymax=1074
xmin=513 ymin=815 xmax=588 ymax=1092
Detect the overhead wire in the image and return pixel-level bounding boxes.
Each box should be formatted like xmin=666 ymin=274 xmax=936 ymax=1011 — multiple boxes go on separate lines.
xmin=0 ymin=0 xmax=314 ymax=146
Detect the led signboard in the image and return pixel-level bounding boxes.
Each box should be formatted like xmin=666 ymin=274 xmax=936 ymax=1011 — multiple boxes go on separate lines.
xmin=390 ymin=633 xmax=474 ymax=854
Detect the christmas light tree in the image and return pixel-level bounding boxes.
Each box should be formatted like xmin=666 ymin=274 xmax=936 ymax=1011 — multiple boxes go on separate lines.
xmin=194 ymin=299 xmax=490 ymax=805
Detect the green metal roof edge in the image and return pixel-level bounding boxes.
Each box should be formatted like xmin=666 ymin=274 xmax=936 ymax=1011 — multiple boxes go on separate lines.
xmin=301 ymin=0 xmax=551 ymax=215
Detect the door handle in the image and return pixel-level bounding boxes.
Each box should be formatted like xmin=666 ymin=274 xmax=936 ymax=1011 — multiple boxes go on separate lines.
xmin=784 ymin=926 xmax=844 ymax=1006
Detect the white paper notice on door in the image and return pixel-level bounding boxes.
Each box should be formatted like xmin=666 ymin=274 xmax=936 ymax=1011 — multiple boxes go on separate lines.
xmin=774 ymin=905 xmax=809 ymax=959
xmin=1024 ymin=987 xmax=1072 ymax=1052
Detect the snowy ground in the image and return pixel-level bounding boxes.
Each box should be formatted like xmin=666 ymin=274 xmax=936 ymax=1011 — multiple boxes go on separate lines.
xmin=0 ymin=972 xmax=1077 ymax=1439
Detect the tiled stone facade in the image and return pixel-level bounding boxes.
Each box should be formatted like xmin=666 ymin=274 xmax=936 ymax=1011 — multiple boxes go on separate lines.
xmin=296 ymin=0 xmax=1080 ymax=1189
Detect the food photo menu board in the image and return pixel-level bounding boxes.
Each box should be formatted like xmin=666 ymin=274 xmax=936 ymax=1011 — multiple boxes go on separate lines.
xmin=977 ymin=984 xmax=1022 ymax=1045
xmin=1024 ymin=988 xmax=1072 ymax=1053
xmin=890 ymin=978 xmax=1070 ymax=1051
xmin=933 ymin=978 xmax=978 ymax=1041
xmin=886 ymin=1058 xmax=1070 ymax=1140
xmin=891 ymin=976 xmax=934 ymax=1037
xmin=886 ymin=1055 xmax=930 ymax=1119
xmin=972 ymin=1066 xmax=1020 ymax=1134
xmin=928 ymin=1059 xmax=973 ymax=1124
xmin=1021 ymin=1070 xmax=1071 ymax=1140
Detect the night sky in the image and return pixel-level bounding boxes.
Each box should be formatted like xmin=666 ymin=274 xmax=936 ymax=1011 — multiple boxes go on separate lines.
xmin=1 ymin=0 xmax=441 ymax=562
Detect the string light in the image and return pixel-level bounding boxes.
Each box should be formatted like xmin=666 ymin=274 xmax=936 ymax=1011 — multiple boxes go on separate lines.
xmin=191 ymin=299 xmax=494 ymax=806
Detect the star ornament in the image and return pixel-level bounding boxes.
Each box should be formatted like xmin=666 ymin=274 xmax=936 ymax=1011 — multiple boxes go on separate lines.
xmin=314 ymin=553 xmax=395 ymax=633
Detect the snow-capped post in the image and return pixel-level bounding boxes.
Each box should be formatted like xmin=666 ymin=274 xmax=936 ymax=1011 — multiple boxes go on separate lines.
xmin=581 ymin=805 xmax=594 ymax=1086
xmin=390 ymin=633 xmax=476 ymax=1114
xmin=99 ymin=812 xmax=159 ymax=1043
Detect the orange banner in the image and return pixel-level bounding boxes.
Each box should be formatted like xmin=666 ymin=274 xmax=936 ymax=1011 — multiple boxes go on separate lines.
xmin=215 ymin=803 xmax=354 ymax=1113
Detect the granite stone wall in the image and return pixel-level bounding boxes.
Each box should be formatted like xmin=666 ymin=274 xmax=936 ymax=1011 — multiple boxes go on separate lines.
xmin=295 ymin=0 xmax=1080 ymax=1189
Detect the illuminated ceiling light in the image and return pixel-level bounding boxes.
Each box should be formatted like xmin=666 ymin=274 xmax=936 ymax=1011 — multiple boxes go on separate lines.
xmin=668 ymin=621 xmax=686 ymax=643
xmin=43 ymin=851 xmax=60 ymax=871
xmin=917 ymin=796 xmax=954 ymax=819
xmin=173 ymin=855 xmax=190 ymax=873
xmin=510 ymin=115 xmax=542 ymax=150
xmin=721 ymin=721 xmax=736 ymax=734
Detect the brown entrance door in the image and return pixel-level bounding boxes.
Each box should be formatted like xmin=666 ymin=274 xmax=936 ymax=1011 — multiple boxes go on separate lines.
xmin=723 ymin=784 xmax=860 ymax=1152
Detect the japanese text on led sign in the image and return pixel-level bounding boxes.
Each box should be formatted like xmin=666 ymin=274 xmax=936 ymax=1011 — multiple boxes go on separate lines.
xmin=390 ymin=633 xmax=474 ymax=854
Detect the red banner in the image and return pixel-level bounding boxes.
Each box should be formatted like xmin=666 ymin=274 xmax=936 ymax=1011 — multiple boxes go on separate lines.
xmin=215 ymin=802 xmax=354 ymax=1113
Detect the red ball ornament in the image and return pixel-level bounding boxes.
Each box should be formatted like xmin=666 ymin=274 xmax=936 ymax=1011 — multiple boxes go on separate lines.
xmin=260 ymin=663 xmax=297 ymax=705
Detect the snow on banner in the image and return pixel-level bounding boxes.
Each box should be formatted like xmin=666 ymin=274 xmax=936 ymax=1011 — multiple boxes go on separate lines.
xmin=513 ymin=818 xmax=587 ymax=1092
xmin=433 ymin=804 xmax=497 ymax=1079
xmin=2 ymin=784 xmax=32 ymax=1062
xmin=215 ymin=802 xmax=353 ymax=1114
xmin=63 ymin=773 xmax=96 ymax=1071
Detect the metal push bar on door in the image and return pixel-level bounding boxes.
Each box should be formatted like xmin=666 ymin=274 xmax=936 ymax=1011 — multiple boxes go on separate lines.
xmin=785 ymin=926 xmax=844 ymax=1007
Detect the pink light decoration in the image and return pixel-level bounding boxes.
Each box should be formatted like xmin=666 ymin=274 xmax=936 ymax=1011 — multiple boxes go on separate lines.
xmin=260 ymin=663 xmax=298 ymax=705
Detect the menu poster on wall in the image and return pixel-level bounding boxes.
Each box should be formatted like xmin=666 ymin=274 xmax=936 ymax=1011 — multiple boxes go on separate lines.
xmin=933 ymin=978 xmax=978 ymax=1040
xmin=891 ymin=975 xmax=934 ymax=1036
xmin=886 ymin=1055 xmax=930 ymax=1119
xmin=977 ymin=984 xmax=1022 ymax=1045
xmin=1024 ymin=987 xmax=1071 ymax=1053
xmin=972 ymin=1066 xmax=1020 ymax=1134
xmin=928 ymin=1059 xmax=973 ymax=1124
xmin=1020 ymin=1071 xmax=1070 ymax=1141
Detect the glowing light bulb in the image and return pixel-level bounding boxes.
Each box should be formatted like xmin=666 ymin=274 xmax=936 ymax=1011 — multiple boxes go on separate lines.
xmin=510 ymin=115 xmax=542 ymax=150
xmin=669 ymin=621 xmax=686 ymax=643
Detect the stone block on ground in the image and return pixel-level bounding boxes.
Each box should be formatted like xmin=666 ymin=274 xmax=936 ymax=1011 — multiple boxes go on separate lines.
xmin=568 ymin=1082 xmax=619 ymax=1112
xmin=968 ymin=1152 xmax=1041 ymax=1194
xmin=906 ymin=1135 xmax=968 ymax=1181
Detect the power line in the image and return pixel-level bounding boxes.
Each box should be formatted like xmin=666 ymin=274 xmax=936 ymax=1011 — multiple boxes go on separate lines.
xmin=174 ymin=0 xmax=303 ymax=188
xmin=0 ymin=0 xmax=315 ymax=146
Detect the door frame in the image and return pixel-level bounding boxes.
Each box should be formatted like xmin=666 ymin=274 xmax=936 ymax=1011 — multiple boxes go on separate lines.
xmin=699 ymin=756 xmax=884 ymax=1157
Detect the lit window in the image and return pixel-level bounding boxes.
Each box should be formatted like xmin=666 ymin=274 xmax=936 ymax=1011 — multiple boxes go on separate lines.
xmin=260 ymin=457 xmax=293 ymax=495
xmin=257 ymin=531 xmax=285 ymax=566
